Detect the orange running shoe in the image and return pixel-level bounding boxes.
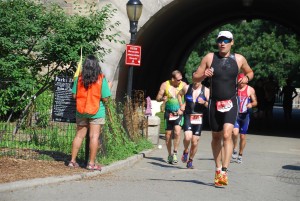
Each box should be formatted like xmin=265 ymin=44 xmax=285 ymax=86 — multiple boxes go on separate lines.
xmin=214 ymin=170 xmax=228 ymax=187
xmin=218 ymin=171 xmax=228 ymax=185
xmin=214 ymin=170 xmax=223 ymax=187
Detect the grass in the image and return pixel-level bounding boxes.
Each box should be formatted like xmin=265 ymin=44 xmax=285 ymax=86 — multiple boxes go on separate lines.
xmin=155 ymin=112 xmax=165 ymax=134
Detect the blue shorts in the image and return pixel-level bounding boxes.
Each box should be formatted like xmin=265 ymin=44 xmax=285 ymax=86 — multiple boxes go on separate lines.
xmin=234 ymin=113 xmax=250 ymax=134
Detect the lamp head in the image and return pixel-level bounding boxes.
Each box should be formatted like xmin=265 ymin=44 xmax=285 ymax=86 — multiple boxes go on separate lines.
xmin=126 ymin=0 xmax=143 ymax=22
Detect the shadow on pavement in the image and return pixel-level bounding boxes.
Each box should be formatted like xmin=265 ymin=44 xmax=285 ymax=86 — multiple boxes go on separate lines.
xmin=148 ymin=161 xmax=186 ymax=169
xmin=144 ymin=156 xmax=165 ymax=163
xmin=149 ymin=178 xmax=214 ymax=187
xmin=198 ymin=158 xmax=214 ymax=161
xmin=282 ymin=164 xmax=300 ymax=171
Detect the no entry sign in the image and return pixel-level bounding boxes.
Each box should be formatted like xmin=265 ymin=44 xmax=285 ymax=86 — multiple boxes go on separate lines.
xmin=125 ymin=44 xmax=141 ymax=66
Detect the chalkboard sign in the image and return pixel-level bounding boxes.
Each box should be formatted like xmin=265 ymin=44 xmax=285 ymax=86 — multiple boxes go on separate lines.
xmin=52 ymin=76 xmax=76 ymax=123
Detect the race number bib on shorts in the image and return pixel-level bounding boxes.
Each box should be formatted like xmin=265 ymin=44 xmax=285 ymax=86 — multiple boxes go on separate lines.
xmin=216 ymin=100 xmax=233 ymax=112
xmin=169 ymin=113 xmax=179 ymax=121
xmin=190 ymin=114 xmax=202 ymax=124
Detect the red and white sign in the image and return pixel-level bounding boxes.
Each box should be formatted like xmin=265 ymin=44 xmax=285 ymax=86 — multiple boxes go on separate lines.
xmin=125 ymin=44 xmax=141 ymax=66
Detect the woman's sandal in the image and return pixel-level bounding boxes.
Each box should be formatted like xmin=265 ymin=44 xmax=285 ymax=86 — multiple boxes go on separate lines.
xmin=68 ymin=161 xmax=79 ymax=168
xmin=86 ymin=163 xmax=102 ymax=171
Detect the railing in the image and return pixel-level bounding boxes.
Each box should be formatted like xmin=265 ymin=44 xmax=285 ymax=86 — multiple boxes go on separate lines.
xmin=0 ymin=122 xmax=80 ymax=161
xmin=0 ymin=91 xmax=150 ymax=163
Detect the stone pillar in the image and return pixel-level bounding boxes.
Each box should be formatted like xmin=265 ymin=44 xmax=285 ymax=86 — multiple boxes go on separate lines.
xmin=147 ymin=116 xmax=161 ymax=144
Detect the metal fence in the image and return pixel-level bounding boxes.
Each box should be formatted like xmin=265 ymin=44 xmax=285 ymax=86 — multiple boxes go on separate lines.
xmin=0 ymin=122 xmax=82 ymax=161
xmin=0 ymin=90 xmax=149 ymax=163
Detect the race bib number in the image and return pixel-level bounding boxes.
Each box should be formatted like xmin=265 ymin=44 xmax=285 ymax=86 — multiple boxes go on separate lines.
xmin=216 ymin=100 xmax=233 ymax=112
xmin=190 ymin=114 xmax=202 ymax=124
xmin=169 ymin=113 xmax=179 ymax=121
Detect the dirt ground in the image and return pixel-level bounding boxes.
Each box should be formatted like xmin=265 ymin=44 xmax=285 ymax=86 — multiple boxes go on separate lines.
xmin=0 ymin=157 xmax=90 ymax=184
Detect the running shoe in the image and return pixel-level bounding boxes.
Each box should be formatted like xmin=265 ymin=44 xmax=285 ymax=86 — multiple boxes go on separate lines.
xmin=167 ymin=155 xmax=173 ymax=164
xmin=237 ymin=155 xmax=243 ymax=164
xmin=181 ymin=151 xmax=188 ymax=163
xmin=186 ymin=160 xmax=193 ymax=169
xmin=214 ymin=170 xmax=228 ymax=186
xmin=172 ymin=153 xmax=178 ymax=164
xmin=218 ymin=171 xmax=228 ymax=185
xmin=232 ymin=149 xmax=238 ymax=160
xmin=214 ymin=170 xmax=223 ymax=187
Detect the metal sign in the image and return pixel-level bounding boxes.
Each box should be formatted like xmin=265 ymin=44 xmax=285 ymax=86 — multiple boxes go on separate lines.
xmin=125 ymin=44 xmax=141 ymax=66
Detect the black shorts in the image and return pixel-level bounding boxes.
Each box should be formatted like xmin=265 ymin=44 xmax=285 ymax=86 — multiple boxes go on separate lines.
xmin=183 ymin=114 xmax=203 ymax=136
xmin=164 ymin=110 xmax=183 ymax=131
xmin=208 ymin=96 xmax=238 ymax=132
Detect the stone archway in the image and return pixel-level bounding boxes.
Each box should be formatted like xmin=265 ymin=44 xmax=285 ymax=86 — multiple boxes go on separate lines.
xmin=122 ymin=0 xmax=300 ymax=100
xmin=58 ymin=0 xmax=300 ymax=100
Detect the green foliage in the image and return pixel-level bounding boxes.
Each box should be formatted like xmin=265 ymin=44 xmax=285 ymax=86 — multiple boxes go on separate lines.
xmin=185 ymin=51 xmax=201 ymax=83
xmin=0 ymin=96 xmax=153 ymax=164
xmin=155 ymin=112 xmax=165 ymax=134
xmin=34 ymin=90 xmax=53 ymax=127
xmin=0 ymin=0 xmax=124 ymax=119
xmin=99 ymin=98 xmax=153 ymax=165
xmin=0 ymin=122 xmax=82 ymax=160
xmin=185 ymin=20 xmax=300 ymax=87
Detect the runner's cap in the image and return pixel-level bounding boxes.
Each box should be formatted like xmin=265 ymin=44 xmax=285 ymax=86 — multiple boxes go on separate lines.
xmin=217 ymin=31 xmax=233 ymax=39
xmin=238 ymin=73 xmax=245 ymax=81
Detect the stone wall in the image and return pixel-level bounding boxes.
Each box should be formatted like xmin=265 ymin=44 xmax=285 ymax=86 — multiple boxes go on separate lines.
xmin=41 ymin=0 xmax=173 ymax=98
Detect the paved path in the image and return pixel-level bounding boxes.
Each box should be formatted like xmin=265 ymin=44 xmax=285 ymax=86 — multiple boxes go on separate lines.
xmin=1 ymin=130 xmax=299 ymax=201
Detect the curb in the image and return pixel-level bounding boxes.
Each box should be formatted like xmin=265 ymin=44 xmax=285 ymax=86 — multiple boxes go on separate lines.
xmin=0 ymin=149 xmax=154 ymax=193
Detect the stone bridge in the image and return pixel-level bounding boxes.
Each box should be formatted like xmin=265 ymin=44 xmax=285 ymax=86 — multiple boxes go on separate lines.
xmin=60 ymin=0 xmax=300 ymax=101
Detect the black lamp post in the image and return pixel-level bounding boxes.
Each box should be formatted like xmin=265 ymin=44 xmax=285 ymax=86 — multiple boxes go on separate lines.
xmin=126 ymin=0 xmax=143 ymax=98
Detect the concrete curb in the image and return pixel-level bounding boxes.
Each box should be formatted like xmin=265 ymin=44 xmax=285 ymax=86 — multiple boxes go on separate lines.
xmin=0 ymin=149 xmax=154 ymax=193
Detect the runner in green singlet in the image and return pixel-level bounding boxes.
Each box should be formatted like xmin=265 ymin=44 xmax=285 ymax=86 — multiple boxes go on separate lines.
xmin=156 ymin=70 xmax=187 ymax=164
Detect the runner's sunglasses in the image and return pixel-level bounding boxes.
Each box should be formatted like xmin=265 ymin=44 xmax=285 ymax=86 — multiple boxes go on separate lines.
xmin=217 ymin=38 xmax=232 ymax=44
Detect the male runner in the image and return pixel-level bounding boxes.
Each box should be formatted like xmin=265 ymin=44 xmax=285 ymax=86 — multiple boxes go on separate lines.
xmin=232 ymin=73 xmax=257 ymax=164
xmin=156 ymin=70 xmax=187 ymax=164
xmin=177 ymin=78 xmax=209 ymax=168
xmin=193 ymin=31 xmax=254 ymax=187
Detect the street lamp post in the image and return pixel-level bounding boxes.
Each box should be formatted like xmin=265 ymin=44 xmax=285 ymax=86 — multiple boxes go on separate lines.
xmin=126 ymin=0 xmax=143 ymax=99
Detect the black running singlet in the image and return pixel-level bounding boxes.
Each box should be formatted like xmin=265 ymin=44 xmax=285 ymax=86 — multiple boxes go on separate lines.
xmin=185 ymin=84 xmax=206 ymax=114
xmin=210 ymin=52 xmax=239 ymax=100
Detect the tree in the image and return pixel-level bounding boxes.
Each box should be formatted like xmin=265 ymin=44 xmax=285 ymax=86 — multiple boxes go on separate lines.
xmin=0 ymin=0 xmax=124 ymax=122
xmin=185 ymin=20 xmax=300 ymax=87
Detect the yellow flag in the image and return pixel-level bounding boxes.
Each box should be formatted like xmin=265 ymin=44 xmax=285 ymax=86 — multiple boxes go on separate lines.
xmin=74 ymin=47 xmax=82 ymax=79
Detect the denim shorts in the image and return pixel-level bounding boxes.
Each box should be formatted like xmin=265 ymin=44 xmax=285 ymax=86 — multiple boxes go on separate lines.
xmin=76 ymin=117 xmax=105 ymax=126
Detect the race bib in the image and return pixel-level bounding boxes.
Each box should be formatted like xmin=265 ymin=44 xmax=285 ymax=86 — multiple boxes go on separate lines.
xmin=190 ymin=114 xmax=202 ymax=124
xmin=216 ymin=100 xmax=233 ymax=112
xmin=169 ymin=113 xmax=179 ymax=121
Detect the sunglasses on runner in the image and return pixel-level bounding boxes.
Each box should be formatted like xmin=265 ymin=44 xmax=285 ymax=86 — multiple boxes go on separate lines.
xmin=217 ymin=38 xmax=232 ymax=44
xmin=173 ymin=76 xmax=182 ymax=82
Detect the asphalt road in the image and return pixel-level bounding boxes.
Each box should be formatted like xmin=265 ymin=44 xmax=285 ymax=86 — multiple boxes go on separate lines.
xmin=1 ymin=129 xmax=299 ymax=201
